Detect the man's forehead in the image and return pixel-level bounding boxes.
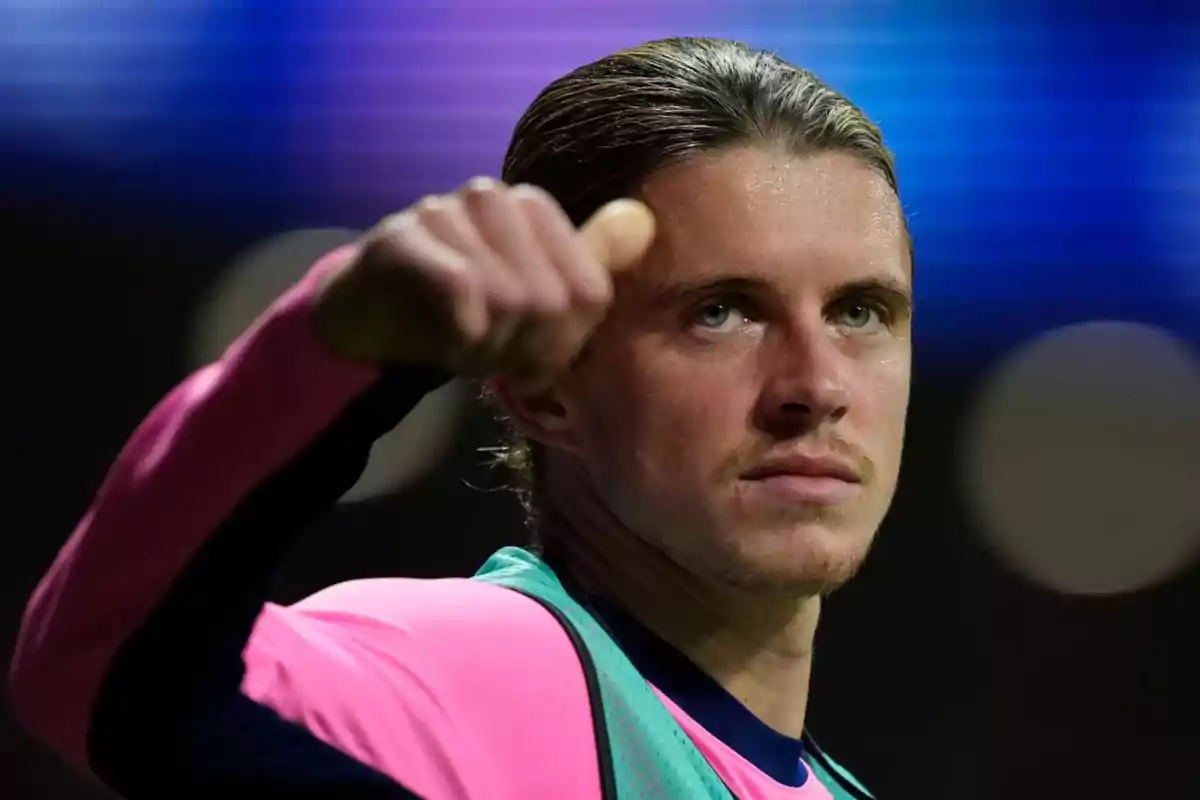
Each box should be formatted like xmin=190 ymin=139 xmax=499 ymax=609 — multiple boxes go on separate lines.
xmin=640 ymin=146 xmax=900 ymax=219
xmin=631 ymin=147 xmax=910 ymax=294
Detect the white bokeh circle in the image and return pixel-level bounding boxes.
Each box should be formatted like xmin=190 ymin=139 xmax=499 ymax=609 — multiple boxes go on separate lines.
xmin=191 ymin=229 xmax=466 ymax=502
xmin=962 ymin=321 xmax=1200 ymax=596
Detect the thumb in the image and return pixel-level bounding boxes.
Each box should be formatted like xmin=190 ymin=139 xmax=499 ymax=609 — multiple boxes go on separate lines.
xmin=579 ymin=198 xmax=656 ymax=272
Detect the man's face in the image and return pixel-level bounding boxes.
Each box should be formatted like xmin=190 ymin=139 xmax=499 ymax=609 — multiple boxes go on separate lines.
xmin=562 ymin=145 xmax=913 ymax=594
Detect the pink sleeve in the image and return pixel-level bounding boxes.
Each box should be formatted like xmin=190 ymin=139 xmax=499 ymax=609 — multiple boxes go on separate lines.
xmin=6 ymin=247 xmax=378 ymax=767
xmin=242 ymin=577 xmax=603 ymax=800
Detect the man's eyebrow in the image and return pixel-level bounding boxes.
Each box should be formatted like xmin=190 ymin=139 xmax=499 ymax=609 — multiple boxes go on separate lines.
xmin=833 ymin=276 xmax=914 ymax=309
xmin=645 ymin=274 xmax=914 ymax=310
xmin=645 ymin=276 xmax=769 ymax=309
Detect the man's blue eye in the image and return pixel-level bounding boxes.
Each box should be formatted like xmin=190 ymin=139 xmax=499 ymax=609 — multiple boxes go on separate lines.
xmin=698 ymin=302 xmax=733 ymax=328
xmin=841 ymin=303 xmax=877 ymax=329
xmin=834 ymin=298 xmax=891 ymax=333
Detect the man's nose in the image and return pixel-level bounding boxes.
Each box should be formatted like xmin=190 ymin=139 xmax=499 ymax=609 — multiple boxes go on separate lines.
xmin=755 ymin=329 xmax=851 ymax=437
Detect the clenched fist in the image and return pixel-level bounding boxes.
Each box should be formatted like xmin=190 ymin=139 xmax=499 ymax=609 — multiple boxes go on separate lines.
xmin=314 ymin=178 xmax=656 ymax=389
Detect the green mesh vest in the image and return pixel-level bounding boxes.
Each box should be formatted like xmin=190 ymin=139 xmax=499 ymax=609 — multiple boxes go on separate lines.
xmin=473 ymin=547 xmax=874 ymax=800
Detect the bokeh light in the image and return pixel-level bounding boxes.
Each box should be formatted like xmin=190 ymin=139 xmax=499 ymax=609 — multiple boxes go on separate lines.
xmin=962 ymin=321 xmax=1200 ymax=596
xmin=1143 ymin=49 xmax=1200 ymax=304
xmin=299 ymin=0 xmax=729 ymax=203
xmin=190 ymin=229 xmax=467 ymax=502
xmin=0 ymin=1 xmax=216 ymax=160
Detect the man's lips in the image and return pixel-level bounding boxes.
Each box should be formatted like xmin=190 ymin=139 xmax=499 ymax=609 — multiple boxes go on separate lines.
xmin=741 ymin=454 xmax=863 ymax=484
xmin=739 ymin=454 xmax=864 ymax=504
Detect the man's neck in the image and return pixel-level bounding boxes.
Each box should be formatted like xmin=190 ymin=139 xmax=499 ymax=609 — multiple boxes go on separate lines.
xmin=541 ymin=464 xmax=820 ymax=739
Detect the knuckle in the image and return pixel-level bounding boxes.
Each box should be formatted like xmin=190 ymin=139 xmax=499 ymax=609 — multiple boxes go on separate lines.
xmin=460 ymin=176 xmax=504 ymax=202
xmin=366 ymin=213 xmax=421 ymax=262
xmin=376 ymin=209 xmax=418 ymax=237
xmin=515 ymin=185 xmax=574 ymax=233
xmin=412 ymin=193 xmax=451 ymax=219
xmin=511 ymin=182 xmax=556 ymax=209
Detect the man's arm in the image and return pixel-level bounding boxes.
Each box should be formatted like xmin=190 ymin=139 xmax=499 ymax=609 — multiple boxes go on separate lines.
xmin=10 ymin=178 xmax=649 ymax=798
xmin=7 ymin=248 xmax=444 ymax=796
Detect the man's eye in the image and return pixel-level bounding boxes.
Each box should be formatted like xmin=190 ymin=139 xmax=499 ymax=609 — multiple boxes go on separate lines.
xmin=832 ymin=298 xmax=890 ymax=333
xmin=693 ymin=301 xmax=747 ymax=332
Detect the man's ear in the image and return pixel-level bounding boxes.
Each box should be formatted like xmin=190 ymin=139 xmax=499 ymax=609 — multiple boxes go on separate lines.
xmin=487 ymin=376 xmax=584 ymax=456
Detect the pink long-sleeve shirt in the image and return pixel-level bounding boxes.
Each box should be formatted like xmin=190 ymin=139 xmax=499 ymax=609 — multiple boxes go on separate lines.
xmin=8 ymin=249 xmax=838 ymax=800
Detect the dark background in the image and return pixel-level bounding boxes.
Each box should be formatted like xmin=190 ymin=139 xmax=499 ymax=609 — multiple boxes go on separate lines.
xmin=3 ymin=3 xmax=1199 ymax=798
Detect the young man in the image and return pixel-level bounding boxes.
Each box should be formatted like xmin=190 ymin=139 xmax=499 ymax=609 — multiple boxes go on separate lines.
xmin=9 ymin=37 xmax=911 ymax=799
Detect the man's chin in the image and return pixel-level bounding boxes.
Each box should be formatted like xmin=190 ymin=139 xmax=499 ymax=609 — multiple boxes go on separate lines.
xmin=724 ymin=558 xmax=863 ymax=597
xmin=716 ymin=521 xmax=873 ymax=596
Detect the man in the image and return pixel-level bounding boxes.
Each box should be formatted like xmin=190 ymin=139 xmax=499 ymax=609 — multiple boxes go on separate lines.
xmin=9 ymin=37 xmax=910 ymax=799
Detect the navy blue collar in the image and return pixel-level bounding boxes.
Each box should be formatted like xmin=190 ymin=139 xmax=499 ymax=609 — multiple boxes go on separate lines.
xmin=585 ymin=595 xmax=809 ymax=787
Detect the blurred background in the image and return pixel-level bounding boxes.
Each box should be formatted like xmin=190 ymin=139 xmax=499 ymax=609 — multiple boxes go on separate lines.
xmin=3 ymin=1 xmax=1199 ymax=798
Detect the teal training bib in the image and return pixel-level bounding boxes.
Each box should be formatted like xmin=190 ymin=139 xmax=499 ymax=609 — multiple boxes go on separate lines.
xmin=473 ymin=546 xmax=874 ymax=800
